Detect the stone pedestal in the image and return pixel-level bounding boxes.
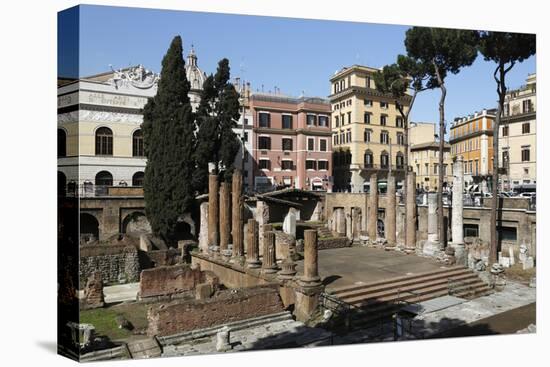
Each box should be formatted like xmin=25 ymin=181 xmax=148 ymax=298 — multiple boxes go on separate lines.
xmin=300 ymin=229 xmax=321 ymax=287
xmin=283 ymin=207 xmax=297 ymax=237
xmin=294 ymin=284 xmax=323 ymax=322
xmin=423 ymin=191 xmax=441 ymax=255
xmin=219 ymin=181 xmax=232 ymax=259
xmin=351 ymin=207 xmax=361 ymax=241
xmin=261 ymin=231 xmax=278 ymax=274
xmin=386 ymin=173 xmax=396 ymax=246
xmin=246 ymin=219 xmax=261 ymax=268
xmin=405 ymin=171 xmax=417 ymax=250
xmin=208 ymin=174 xmax=219 ymax=249
xmin=277 ymin=259 xmax=297 ymax=280
xmin=215 ymin=326 xmax=231 ymax=352
xmin=198 ymin=202 xmax=209 ymax=253
xmin=84 ymin=272 xmax=104 ymax=309
xmin=368 ymin=173 xmax=378 ymax=240
xmin=231 ymin=170 xmax=244 ymax=261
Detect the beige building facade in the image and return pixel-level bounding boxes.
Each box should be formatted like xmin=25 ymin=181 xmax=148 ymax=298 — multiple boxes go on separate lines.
xmin=329 ymin=65 xmax=410 ymax=192
xmin=409 ymin=122 xmax=453 ymax=190
xmin=499 ymin=73 xmax=536 ymax=191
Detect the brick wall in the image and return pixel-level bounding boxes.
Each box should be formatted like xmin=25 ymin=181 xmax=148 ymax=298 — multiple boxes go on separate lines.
xmin=147 ymin=285 xmax=284 ymax=336
xmin=79 ymin=245 xmax=140 ymax=288
xmin=139 ymin=264 xmax=211 ymax=299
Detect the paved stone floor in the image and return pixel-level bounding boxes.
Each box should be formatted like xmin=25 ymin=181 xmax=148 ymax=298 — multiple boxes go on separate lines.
xmin=295 ymin=246 xmax=449 ymax=290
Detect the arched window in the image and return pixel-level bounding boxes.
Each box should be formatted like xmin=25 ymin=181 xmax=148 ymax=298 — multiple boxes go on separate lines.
xmin=364 ymin=150 xmax=373 ymax=168
xmin=132 ymin=171 xmax=145 ymax=187
xmin=132 ymin=129 xmax=144 ymax=157
xmin=95 ymin=171 xmax=113 ymax=186
xmin=58 ymin=129 xmax=67 ymax=157
xmin=95 ymin=127 xmax=113 ymax=156
xmin=380 ymin=151 xmax=389 ymax=169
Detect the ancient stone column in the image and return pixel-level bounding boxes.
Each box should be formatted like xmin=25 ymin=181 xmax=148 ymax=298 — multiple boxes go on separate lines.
xmin=423 ymin=191 xmax=441 ymax=255
xmin=256 ymin=200 xmax=270 ymax=258
xmin=246 ymin=219 xmax=261 ymax=268
xmin=451 ymin=156 xmax=466 ymax=265
xmin=405 ymin=170 xmax=417 ymax=250
xmin=198 ymin=201 xmax=209 ymax=253
xmin=386 ymin=173 xmax=397 ymax=247
xmin=231 ymin=170 xmax=244 ymax=260
xmin=261 ymin=231 xmax=278 ymax=274
xmin=300 ymin=229 xmax=321 ymax=287
xmin=451 ymin=156 xmax=464 ymax=246
xmin=368 ymin=173 xmax=378 ymax=240
xmin=219 ymin=181 xmax=232 ymax=258
xmin=208 ymin=174 xmax=219 ymax=249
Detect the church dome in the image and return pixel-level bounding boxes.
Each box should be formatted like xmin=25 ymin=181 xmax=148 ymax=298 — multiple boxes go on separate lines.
xmin=185 ymin=46 xmax=206 ymax=91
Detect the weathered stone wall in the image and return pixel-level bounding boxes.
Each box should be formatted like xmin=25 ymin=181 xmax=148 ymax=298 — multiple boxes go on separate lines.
xmin=79 ymin=245 xmax=139 ymax=288
xmin=318 ymin=237 xmax=351 ymax=250
xmin=192 ymin=254 xmax=270 ymax=289
xmin=139 ymin=264 xmax=216 ymax=299
xmin=146 ymin=249 xmax=181 ymax=267
xmin=147 ymin=285 xmax=284 ymax=337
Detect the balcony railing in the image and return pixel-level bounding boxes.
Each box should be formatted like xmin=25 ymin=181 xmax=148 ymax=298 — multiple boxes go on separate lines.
xmin=358 ymin=163 xmax=406 ymax=171
xmin=59 ymin=184 xmax=144 ymax=198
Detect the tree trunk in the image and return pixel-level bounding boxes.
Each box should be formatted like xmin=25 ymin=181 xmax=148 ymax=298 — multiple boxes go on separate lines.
xmin=490 ymin=64 xmax=508 ymax=265
xmin=400 ymin=91 xmax=417 ymax=247
xmin=434 ymin=61 xmax=446 ymax=247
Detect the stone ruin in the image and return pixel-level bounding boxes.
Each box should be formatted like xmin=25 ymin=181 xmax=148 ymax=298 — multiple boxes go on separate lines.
xmin=83 ymin=272 xmax=105 ymax=309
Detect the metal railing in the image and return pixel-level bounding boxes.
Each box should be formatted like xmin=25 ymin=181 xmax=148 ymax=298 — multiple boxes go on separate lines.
xmin=59 ymin=184 xmax=144 ymax=198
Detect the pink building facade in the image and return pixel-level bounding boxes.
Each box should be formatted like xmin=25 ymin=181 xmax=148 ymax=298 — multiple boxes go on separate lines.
xmin=249 ymin=93 xmax=332 ymax=192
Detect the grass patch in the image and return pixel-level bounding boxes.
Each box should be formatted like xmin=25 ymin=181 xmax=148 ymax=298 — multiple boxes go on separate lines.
xmin=80 ymin=303 xmax=149 ymax=341
xmin=505 ymin=263 xmax=536 ymax=284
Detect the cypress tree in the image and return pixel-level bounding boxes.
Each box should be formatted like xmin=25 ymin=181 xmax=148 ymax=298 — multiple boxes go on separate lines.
xmin=194 ymin=58 xmax=241 ymax=193
xmin=142 ymin=35 xmax=196 ymax=243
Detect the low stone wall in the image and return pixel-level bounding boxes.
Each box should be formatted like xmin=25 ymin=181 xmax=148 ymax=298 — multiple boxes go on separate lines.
xmin=318 ymin=237 xmax=350 ymax=250
xmin=147 ymin=285 xmax=284 ymax=337
xmin=79 ymin=245 xmax=140 ymax=288
xmin=139 ymin=264 xmax=218 ymax=299
xmin=146 ymin=249 xmax=181 ymax=267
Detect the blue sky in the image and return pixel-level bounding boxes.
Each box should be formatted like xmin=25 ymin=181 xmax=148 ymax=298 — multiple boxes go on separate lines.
xmin=59 ymin=5 xmax=536 ymax=128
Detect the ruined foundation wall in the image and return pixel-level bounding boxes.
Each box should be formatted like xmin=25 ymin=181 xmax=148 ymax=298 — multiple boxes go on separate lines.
xmin=139 ymin=264 xmax=215 ymax=299
xmin=79 ymin=245 xmax=140 ymax=287
xmin=147 ymin=286 xmax=284 ymax=336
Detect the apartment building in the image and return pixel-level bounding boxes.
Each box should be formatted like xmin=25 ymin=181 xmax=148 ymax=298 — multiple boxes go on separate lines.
xmin=250 ymin=93 xmax=332 ymax=192
xmin=329 ymin=65 xmax=410 ymax=192
xmin=499 ymin=73 xmax=536 ymax=191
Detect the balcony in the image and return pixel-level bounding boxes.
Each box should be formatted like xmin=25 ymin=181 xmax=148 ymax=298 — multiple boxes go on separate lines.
xmin=59 ymin=183 xmax=144 ymax=198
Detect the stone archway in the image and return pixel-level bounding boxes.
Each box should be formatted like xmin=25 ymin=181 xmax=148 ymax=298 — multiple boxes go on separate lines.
xmin=80 ymin=213 xmax=99 ymax=243
xmin=122 ymin=211 xmax=151 ymax=235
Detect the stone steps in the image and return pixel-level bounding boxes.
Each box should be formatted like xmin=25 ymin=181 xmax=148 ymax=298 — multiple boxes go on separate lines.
xmin=343 ymin=274 xmax=481 ymax=306
xmin=329 ymin=265 xmax=491 ymax=330
xmin=331 ymin=267 xmax=472 ymax=299
xmin=330 ymin=265 xmax=465 ymax=296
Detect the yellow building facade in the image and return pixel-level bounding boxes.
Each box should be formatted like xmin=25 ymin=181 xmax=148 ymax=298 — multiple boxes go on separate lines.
xmin=329 ymin=65 xmax=410 ymax=192
xmin=449 ymin=109 xmax=495 ymax=191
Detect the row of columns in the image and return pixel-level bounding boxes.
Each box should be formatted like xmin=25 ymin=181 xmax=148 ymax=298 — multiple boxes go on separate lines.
xmin=365 ymin=170 xmax=416 ymax=249
xmin=206 ymin=170 xmax=245 ymax=262
xmin=203 ymin=170 xmax=320 ymax=283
